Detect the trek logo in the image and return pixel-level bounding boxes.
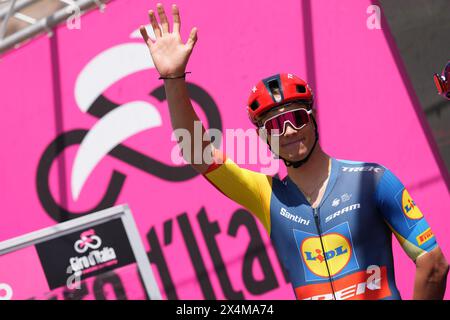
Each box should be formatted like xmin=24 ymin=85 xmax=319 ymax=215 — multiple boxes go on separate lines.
xmin=293 ymin=222 xmax=359 ymax=281
xmin=279 ymin=207 xmax=310 ymax=226
xmin=74 ymin=229 xmax=102 ymax=253
xmin=325 ymin=203 xmax=361 ymax=223
xmin=342 ymin=166 xmax=381 ymax=173
xmin=0 ymin=283 xmax=13 ymax=300
xmin=69 ymin=229 xmax=117 ymax=275
xmin=296 ymin=265 xmax=392 ymax=300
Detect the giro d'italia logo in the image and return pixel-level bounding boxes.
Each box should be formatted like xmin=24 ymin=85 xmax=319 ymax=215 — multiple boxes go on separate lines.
xmin=293 ymin=222 xmax=359 ymax=282
xmin=74 ymin=229 xmax=102 ymax=253
xmin=35 ymin=219 xmax=135 ymax=290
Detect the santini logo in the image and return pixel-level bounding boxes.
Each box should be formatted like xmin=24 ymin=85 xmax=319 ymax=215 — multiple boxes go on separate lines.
xmin=69 ymin=229 xmax=117 ymax=275
xmin=280 ymin=208 xmax=310 ymax=226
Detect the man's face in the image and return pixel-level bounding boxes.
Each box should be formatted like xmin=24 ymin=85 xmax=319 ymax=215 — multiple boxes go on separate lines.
xmin=257 ymin=102 xmax=316 ymax=162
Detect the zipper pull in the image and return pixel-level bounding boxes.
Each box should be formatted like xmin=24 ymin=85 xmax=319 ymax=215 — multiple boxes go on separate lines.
xmin=313 ymin=207 xmax=321 ymax=233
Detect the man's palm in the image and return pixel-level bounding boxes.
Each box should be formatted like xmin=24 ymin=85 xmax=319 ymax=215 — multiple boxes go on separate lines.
xmin=140 ymin=4 xmax=197 ymax=78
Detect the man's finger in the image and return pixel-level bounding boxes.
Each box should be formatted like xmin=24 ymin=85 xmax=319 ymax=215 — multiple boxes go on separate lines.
xmin=186 ymin=27 xmax=198 ymax=50
xmin=172 ymin=4 xmax=181 ymax=34
xmin=139 ymin=26 xmax=152 ymax=46
xmin=157 ymin=3 xmax=170 ymax=34
xmin=148 ymin=10 xmax=162 ymax=38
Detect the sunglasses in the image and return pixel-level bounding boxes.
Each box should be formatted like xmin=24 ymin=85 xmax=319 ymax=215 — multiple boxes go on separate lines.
xmin=260 ymin=107 xmax=313 ymax=136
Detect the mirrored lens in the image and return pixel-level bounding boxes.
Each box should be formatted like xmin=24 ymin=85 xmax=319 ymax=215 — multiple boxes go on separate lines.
xmin=264 ymin=109 xmax=310 ymax=135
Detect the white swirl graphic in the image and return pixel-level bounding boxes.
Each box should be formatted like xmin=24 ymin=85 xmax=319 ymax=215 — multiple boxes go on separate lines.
xmin=71 ymin=101 xmax=162 ymax=200
xmin=72 ymin=26 xmax=161 ymax=200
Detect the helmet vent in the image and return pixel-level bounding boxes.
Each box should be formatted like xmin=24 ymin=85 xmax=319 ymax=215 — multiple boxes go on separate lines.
xmin=296 ymin=85 xmax=306 ymax=93
xmin=250 ymin=100 xmax=260 ymax=111
xmin=268 ymin=79 xmax=282 ymax=103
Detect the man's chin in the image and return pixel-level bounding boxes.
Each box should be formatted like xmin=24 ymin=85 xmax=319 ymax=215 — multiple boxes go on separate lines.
xmin=282 ymin=153 xmax=308 ymax=163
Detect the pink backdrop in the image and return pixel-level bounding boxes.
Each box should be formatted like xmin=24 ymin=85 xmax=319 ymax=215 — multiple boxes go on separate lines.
xmin=0 ymin=0 xmax=448 ymax=299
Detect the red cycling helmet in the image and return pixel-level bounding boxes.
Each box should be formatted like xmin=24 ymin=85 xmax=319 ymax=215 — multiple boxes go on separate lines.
xmin=247 ymin=73 xmax=314 ymax=124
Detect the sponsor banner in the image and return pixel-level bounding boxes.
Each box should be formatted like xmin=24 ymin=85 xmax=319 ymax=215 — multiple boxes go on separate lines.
xmin=294 ymin=222 xmax=359 ymax=282
xmin=35 ymin=219 xmax=136 ymax=290
xmin=0 ymin=213 xmax=152 ymax=300
xmin=296 ymin=266 xmax=391 ymax=300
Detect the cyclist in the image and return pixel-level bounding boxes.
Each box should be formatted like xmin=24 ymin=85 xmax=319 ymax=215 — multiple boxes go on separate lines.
xmin=139 ymin=3 xmax=449 ymax=300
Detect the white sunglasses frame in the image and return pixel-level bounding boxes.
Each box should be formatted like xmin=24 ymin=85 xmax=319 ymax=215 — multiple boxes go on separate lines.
xmin=260 ymin=107 xmax=313 ymax=137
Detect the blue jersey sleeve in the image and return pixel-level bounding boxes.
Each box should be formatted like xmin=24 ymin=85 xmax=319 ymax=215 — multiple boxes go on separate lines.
xmin=375 ymin=168 xmax=438 ymax=261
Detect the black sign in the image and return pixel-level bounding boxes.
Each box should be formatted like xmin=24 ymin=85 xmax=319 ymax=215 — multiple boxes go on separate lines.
xmin=35 ymin=219 xmax=136 ymax=290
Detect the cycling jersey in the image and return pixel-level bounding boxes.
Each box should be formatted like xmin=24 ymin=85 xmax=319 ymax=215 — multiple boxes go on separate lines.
xmin=203 ymin=150 xmax=438 ymax=300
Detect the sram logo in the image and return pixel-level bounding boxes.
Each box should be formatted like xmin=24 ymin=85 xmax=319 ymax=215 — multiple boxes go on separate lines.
xmin=0 ymin=283 xmax=13 ymax=300
xmin=296 ymin=265 xmax=392 ymax=300
xmin=325 ymin=203 xmax=361 ymax=223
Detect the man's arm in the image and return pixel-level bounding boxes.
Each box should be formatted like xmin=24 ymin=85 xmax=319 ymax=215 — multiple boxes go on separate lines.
xmin=375 ymin=167 xmax=448 ymax=299
xmin=413 ymin=246 xmax=449 ymax=299
xmin=140 ymin=3 xmax=211 ymax=174
xmin=139 ymin=4 xmax=273 ymax=233
xmin=163 ymin=78 xmax=213 ymax=174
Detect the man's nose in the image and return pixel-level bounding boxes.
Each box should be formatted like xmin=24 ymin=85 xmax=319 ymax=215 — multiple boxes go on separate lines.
xmin=283 ymin=122 xmax=298 ymax=136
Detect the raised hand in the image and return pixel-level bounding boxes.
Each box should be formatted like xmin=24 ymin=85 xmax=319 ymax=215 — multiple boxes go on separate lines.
xmin=139 ymin=3 xmax=198 ymax=78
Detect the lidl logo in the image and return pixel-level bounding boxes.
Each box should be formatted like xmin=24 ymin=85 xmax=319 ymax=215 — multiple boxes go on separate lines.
xmin=301 ymin=234 xmax=351 ymax=278
xmin=396 ymin=188 xmax=424 ymax=228
xmin=294 ymin=222 xmax=359 ymax=282
xmin=401 ymin=189 xmax=423 ymax=220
